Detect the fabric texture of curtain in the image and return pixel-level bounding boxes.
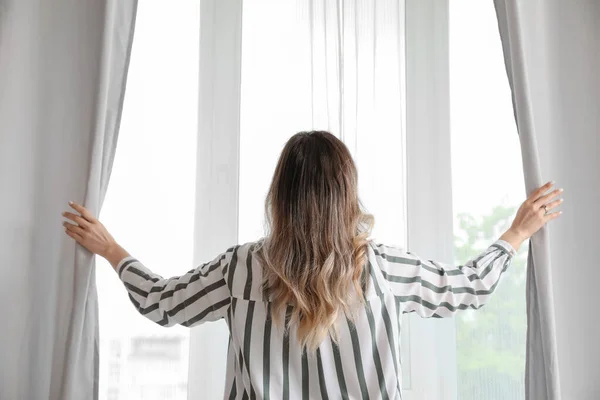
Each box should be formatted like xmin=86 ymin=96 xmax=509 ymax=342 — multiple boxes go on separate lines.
xmin=495 ymin=1 xmax=600 ymax=398
xmin=0 ymin=1 xmax=137 ymax=398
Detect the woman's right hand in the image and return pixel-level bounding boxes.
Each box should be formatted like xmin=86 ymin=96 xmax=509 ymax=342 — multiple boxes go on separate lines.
xmin=63 ymin=201 xmax=130 ymax=269
xmin=500 ymin=181 xmax=564 ymax=251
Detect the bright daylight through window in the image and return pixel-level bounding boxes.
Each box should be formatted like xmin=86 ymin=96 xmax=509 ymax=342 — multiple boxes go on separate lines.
xmin=95 ymin=1 xmax=527 ymax=399
xmin=450 ymin=1 xmax=527 ymax=399
xmin=96 ymin=2 xmax=200 ymax=399
xmin=238 ymin=0 xmax=411 ymax=392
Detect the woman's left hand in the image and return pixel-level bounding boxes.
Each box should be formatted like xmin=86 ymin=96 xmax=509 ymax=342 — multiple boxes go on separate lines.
xmin=62 ymin=202 xmax=119 ymax=259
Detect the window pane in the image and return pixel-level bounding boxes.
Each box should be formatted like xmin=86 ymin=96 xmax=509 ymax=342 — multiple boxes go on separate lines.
xmin=450 ymin=2 xmax=527 ymax=399
xmin=96 ymin=2 xmax=199 ymax=399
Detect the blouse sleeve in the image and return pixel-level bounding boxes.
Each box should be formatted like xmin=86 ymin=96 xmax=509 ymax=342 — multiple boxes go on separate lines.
xmin=116 ymin=247 xmax=236 ymax=327
xmin=376 ymin=240 xmax=516 ymax=318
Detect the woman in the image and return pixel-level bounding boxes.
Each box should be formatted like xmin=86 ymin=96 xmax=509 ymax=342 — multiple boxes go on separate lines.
xmin=63 ymin=131 xmax=562 ymax=399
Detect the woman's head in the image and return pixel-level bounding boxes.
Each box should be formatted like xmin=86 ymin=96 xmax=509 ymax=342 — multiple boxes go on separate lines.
xmin=259 ymin=131 xmax=373 ymax=350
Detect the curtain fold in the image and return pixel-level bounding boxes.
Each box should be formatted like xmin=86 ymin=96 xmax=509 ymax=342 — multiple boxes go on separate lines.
xmin=493 ymin=2 xmax=561 ymax=399
xmin=0 ymin=1 xmax=137 ymax=399
xmin=495 ymin=0 xmax=600 ymax=398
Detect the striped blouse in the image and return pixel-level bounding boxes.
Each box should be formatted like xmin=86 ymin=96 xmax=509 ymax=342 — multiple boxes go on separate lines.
xmin=116 ymin=239 xmax=516 ymax=400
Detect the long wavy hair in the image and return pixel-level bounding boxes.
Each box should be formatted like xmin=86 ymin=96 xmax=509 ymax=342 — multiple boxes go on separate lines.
xmin=256 ymin=131 xmax=374 ymax=351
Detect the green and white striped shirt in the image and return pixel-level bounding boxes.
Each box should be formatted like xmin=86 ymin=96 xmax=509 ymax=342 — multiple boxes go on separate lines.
xmin=117 ymin=239 xmax=515 ymax=399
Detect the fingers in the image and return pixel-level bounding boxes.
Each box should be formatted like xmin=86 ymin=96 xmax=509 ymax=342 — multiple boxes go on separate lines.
xmin=68 ymin=201 xmax=96 ymax=223
xmin=528 ymin=181 xmax=555 ymax=202
xmin=534 ymin=187 xmax=563 ymax=207
xmin=65 ymin=227 xmax=83 ymax=242
xmin=62 ymin=211 xmax=90 ymax=229
xmin=542 ymin=197 xmax=564 ymax=212
xmin=544 ymin=210 xmax=562 ymax=221
xmin=64 ymin=221 xmax=85 ymax=237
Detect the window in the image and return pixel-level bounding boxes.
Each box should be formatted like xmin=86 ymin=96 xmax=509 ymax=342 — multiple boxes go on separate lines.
xmin=95 ymin=1 xmax=528 ymax=399
xmin=449 ymin=1 xmax=527 ymax=399
xmin=96 ymin=1 xmax=199 ymax=399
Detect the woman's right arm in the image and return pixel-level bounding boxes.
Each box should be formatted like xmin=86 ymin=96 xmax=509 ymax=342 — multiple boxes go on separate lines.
xmin=114 ymin=248 xmax=236 ymax=327
xmin=379 ymin=181 xmax=563 ymax=318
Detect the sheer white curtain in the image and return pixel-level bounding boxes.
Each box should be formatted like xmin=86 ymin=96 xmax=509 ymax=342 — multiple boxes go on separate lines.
xmin=238 ymin=0 xmax=407 ymax=251
xmin=190 ymin=0 xmax=408 ymax=397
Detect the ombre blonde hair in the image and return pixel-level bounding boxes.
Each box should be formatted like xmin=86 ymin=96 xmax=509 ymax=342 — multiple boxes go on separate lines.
xmin=256 ymin=131 xmax=374 ymax=351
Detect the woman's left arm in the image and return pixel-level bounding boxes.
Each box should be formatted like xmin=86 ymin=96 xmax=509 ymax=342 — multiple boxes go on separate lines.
xmin=378 ymin=238 xmax=517 ymax=317
xmin=380 ymin=181 xmax=564 ymax=317
xmin=62 ymin=202 xmax=235 ymax=327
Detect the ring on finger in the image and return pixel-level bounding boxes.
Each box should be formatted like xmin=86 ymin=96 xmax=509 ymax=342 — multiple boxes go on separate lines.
xmin=541 ymin=205 xmax=548 ymax=215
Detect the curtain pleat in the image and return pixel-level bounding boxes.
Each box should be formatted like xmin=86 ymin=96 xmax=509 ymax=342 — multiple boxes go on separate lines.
xmin=494 ymin=2 xmax=562 ymax=398
xmin=0 ymin=1 xmax=137 ymax=399
xmin=495 ymin=0 xmax=600 ymax=398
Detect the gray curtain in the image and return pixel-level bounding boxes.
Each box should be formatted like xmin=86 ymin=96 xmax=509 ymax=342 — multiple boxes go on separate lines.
xmin=0 ymin=1 xmax=137 ymax=399
xmin=495 ymin=1 xmax=600 ymax=399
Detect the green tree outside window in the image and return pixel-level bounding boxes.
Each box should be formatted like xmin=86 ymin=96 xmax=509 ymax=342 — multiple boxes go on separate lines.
xmin=455 ymin=205 xmax=527 ymax=400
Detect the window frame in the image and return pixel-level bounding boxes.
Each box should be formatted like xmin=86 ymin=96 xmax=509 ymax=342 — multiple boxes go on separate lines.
xmin=187 ymin=1 xmax=243 ymax=399
xmin=403 ymin=0 xmax=456 ymax=399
